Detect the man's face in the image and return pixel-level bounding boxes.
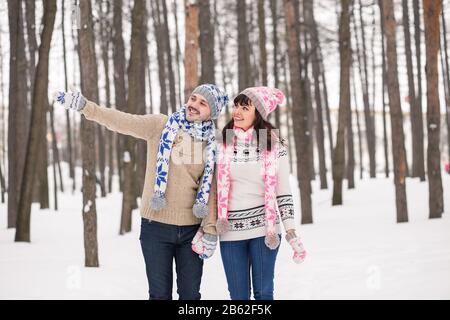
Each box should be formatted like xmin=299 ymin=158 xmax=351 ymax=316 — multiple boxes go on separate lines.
xmin=185 ymin=94 xmax=211 ymax=122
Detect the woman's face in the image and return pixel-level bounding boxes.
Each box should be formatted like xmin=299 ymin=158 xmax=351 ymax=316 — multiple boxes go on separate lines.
xmin=232 ymin=102 xmax=256 ymax=131
xmin=186 ymin=94 xmax=211 ymax=122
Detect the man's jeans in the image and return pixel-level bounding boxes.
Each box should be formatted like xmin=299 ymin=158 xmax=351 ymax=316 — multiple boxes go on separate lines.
xmin=139 ymin=218 xmax=203 ymax=300
xmin=220 ymin=236 xmax=280 ymax=300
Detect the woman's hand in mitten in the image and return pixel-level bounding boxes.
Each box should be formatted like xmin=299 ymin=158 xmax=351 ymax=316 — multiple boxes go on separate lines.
xmin=286 ymin=231 xmax=307 ymax=264
xmin=191 ymin=227 xmax=217 ymax=259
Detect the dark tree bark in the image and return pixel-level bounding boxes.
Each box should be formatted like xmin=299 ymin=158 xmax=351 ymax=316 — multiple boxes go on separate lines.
xmin=120 ymin=0 xmax=147 ymax=235
xmin=440 ymin=0 xmax=450 ymax=173
xmin=270 ymin=0 xmax=281 ymax=128
xmin=304 ymin=0 xmax=328 ymax=189
xmin=15 ymin=0 xmax=57 ymax=242
xmin=113 ymin=0 xmax=127 ymax=192
xmin=78 ymin=0 xmax=100 ymax=266
xmin=98 ymin=0 xmax=114 ymax=194
xmin=184 ymin=0 xmax=199 ymax=97
xmin=332 ymin=0 xmax=351 ymax=205
xmin=199 ymin=0 xmax=215 ymax=84
xmin=61 ymin=0 xmax=75 ymax=193
xmin=402 ymin=0 xmax=423 ymax=180
xmin=7 ymin=0 xmax=28 ymax=228
xmin=152 ymin=0 xmax=169 ymax=114
xmin=237 ymin=0 xmax=253 ymax=90
xmin=412 ymin=0 xmax=426 ymax=179
xmin=354 ymin=0 xmax=376 ymax=178
xmin=161 ymin=0 xmax=177 ymax=113
xmin=258 ymin=0 xmax=268 ymax=86
xmin=423 ymin=0 xmax=443 ymax=218
xmin=380 ymin=0 xmax=409 ymax=223
xmin=172 ymin=0 xmax=183 ymax=106
xmin=379 ymin=1 xmax=390 ymax=178
xmin=284 ymin=0 xmax=313 ymax=224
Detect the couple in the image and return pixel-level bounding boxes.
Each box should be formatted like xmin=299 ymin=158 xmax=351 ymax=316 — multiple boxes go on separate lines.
xmin=55 ymin=84 xmax=306 ymax=300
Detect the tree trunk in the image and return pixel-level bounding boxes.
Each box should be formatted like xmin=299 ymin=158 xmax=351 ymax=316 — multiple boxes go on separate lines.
xmin=352 ymin=67 xmax=364 ymax=180
xmin=270 ymin=0 xmax=281 ymax=128
xmin=184 ymin=0 xmax=199 ymax=97
xmin=423 ymin=0 xmax=443 ymax=218
xmin=120 ymin=0 xmax=147 ymax=235
xmin=332 ymin=0 xmax=351 ymax=206
xmin=15 ymin=0 xmax=57 ymax=242
xmin=354 ymin=0 xmax=376 ymax=178
xmin=199 ymin=0 xmax=215 ymax=84
xmin=7 ymin=0 xmax=28 ymax=228
xmin=379 ymin=2 xmax=390 ymax=178
xmin=161 ymin=0 xmax=177 ymax=113
xmin=49 ymin=104 xmax=59 ymax=210
xmin=152 ymin=0 xmax=169 ymax=114
xmin=284 ymin=0 xmax=313 ymax=224
xmin=258 ymin=0 xmax=268 ymax=86
xmin=440 ymin=0 xmax=450 ymax=173
xmin=237 ymin=0 xmax=253 ymax=90
xmin=61 ymin=0 xmax=75 ymax=193
xmin=413 ymin=0 xmax=426 ymax=180
xmin=380 ymin=0 xmax=409 ymax=223
xmin=402 ymin=0 xmax=422 ymax=180
xmin=304 ymin=0 xmax=327 ymax=189
xmin=113 ymin=0 xmax=127 ymax=192
xmin=172 ymin=0 xmax=183 ymax=106
xmin=78 ymin=0 xmax=99 ymax=267
xmin=98 ymin=0 xmax=114 ymax=194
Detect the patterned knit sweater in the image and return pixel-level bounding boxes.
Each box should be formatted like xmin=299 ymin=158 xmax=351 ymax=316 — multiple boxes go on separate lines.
xmin=218 ymin=137 xmax=296 ymax=242
xmin=80 ymin=101 xmax=217 ymax=234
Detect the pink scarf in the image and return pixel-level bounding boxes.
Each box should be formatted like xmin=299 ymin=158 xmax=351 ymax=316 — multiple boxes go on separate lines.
xmin=216 ymin=126 xmax=280 ymax=249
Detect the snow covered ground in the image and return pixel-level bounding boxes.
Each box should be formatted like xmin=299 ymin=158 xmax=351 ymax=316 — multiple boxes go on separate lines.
xmin=1 ymin=167 xmax=450 ymax=300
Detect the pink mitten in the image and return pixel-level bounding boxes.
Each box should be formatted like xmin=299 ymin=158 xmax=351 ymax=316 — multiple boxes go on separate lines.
xmin=286 ymin=233 xmax=307 ymax=264
xmin=191 ymin=227 xmax=204 ymax=255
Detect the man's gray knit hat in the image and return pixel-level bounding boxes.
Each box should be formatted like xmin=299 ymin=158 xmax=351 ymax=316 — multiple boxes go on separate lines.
xmin=192 ymin=84 xmax=229 ymax=120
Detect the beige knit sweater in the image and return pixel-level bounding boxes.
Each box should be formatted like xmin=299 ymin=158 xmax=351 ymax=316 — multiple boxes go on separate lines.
xmin=81 ymin=101 xmax=217 ymax=234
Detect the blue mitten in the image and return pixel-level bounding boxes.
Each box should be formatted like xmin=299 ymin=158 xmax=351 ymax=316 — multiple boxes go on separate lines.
xmin=53 ymin=90 xmax=87 ymax=111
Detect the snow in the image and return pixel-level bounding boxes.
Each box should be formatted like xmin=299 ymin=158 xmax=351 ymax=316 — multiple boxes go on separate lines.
xmin=1 ymin=165 xmax=450 ymax=300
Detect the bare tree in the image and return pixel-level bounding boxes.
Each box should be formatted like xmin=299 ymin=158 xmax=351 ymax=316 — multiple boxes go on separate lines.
xmin=237 ymin=0 xmax=253 ymax=90
xmin=113 ymin=0 xmax=127 ymax=192
xmin=284 ymin=0 xmax=312 ymax=224
xmin=332 ymin=0 xmax=351 ymax=205
xmin=412 ymin=0 xmax=426 ymax=179
xmin=440 ymin=0 xmax=450 ymax=170
xmin=61 ymin=0 xmax=75 ymax=193
xmin=15 ymin=0 xmax=57 ymax=242
xmin=380 ymin=0 xmax=409 ymax=223
xmin=78 ymin=0 xmax=100 ymax=266
xmin=120 ymin=0 xmax=147 ymax=235
xmin=161 ymin=0 xmax=177 ymax=112
xmin=258 ymin=0 xmax=268 ymax=86
xmin=304 ymin=0 xmax=328 ymax=189
xmin=184 ymin=0 xmax=199 ymax=97
xmin=199 ymin=0 xmax=215 ymax=84
xmin=423 ymin=0 xmax=443 ymax=219
xmin=7 ymin=0 xmax=28 ymax=228
xmin=151 ymin=0 xmax=169 ymax=114
xmin=402 ymin=0 xmax=423 ymax=180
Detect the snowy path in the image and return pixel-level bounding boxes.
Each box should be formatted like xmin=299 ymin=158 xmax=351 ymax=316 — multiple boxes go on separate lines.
xmin=1 ymin=171 xmax=449 ymax=299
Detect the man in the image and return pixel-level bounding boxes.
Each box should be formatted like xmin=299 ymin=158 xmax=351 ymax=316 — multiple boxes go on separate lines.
xmin=55 ymin=84 xmax=228 ymax=300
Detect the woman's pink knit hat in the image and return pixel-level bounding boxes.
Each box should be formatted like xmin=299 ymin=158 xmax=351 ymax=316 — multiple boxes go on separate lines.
xmin=240 ymin=86 xmax=285 ymax=120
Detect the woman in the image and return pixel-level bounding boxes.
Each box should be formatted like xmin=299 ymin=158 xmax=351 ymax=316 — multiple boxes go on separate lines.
xmin=215 ymin=87 xmax=306 ymax=300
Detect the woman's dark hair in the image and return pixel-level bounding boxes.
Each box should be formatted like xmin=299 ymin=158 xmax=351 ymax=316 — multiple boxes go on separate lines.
xmin=222 ymin=94 xmax=280 ymax=151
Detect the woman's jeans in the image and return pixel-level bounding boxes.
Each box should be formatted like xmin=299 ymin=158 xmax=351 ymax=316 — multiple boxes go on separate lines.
xmin=220 ymin=236 xmax=280 ymax=300
xmin=139 ymin=218 xmax=203 ymax=300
